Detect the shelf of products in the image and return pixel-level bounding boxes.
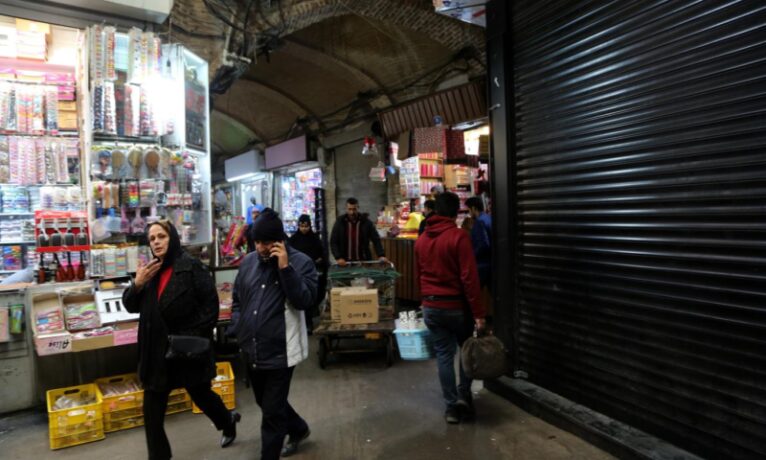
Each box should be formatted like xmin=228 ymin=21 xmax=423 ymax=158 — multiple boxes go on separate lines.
xmin=280 ymin=168 xmax=322 ymax=235
xmin=84 ymin=28 xmax=213 ymax=246
xmin=0 ymin=26 xmax=82 ymax=280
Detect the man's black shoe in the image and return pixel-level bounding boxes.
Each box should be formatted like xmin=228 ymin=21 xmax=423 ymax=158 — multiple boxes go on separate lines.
xmin=445 ymin=406 xmax=461 ymax=424
xmin=281 ymin=429 xmax=310 ymax=457
xmin=220 ymin=411 xmax=241 ymax=448
xmin=456 ymin=399 xmax=475 ymax=421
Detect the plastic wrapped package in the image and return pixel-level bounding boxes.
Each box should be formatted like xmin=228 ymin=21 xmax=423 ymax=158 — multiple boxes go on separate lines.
xmin=89 ymin=25 xmax=106 ymax=82
xmin=35 ymin=138 xmax=46 ymax=184
xmin=91 ymin=81 xmax=104 ymax=133
xmin=104 ymin=26 xmax=116 ymax=81
xmin=64 ymin=302 xmax=101 ymax=331
xmin=45 ymin=86 xmax=58 ymax=133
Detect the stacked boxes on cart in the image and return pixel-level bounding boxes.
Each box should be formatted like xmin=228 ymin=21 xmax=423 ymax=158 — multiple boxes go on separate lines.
xmin=46 ymin=362 xmax=235 ymax=449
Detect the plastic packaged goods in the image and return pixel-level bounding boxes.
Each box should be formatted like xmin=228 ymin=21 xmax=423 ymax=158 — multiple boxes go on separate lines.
xmin=104 ymin=26 xmax=117 ymax=81
xmin=9 ymin=304 xmax=23 ymax=334
xmin=91 ymin=80 xmax=105 ymax=133
xmin=103 ymin=81 xmax=116 ymax=135
xmin=44 ymin=86 xmax=58 ymax=133
xmin=52 ymin=393 xmax=97 ymax=411
xmin=36 ymin=308 xmax=65 ymax=334
xmin=64 ymin=302 xmax=101 ymax=331
xmin=97 ymin=377 xmax=141 ymax=397
xmin=1 ymin=246 xmax=23 ymax=270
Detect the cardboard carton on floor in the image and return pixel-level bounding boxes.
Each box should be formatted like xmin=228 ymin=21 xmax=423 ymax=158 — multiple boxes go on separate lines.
xmin=339 ymin=289 xmax=379 ymax=325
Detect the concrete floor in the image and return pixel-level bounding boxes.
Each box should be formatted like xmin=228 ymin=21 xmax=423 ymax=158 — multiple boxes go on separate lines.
xmin=0 ymin=337 xmax=613 ymax=460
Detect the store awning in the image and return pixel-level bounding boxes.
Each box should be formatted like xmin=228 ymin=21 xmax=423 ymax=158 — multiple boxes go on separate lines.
xmin=378 ymin=80 xmax=487 ymax=139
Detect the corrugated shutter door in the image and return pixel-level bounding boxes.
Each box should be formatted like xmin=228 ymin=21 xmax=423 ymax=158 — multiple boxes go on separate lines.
xmin=512 ymin=1 xmax=766 ymax=458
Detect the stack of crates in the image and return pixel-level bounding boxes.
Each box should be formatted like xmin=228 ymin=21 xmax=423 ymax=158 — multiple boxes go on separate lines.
xmin=46 ymin=384 xmax=105 ymax=450
xmin=95 ymin=374 xmax=143 ymax=433
xmin=192 ymin=362 xmax=235 ymax=414
xmin=94 ymin=374 xmax=192 ymax=433
xmin=166 ymin=388 xmax=193 ymax=414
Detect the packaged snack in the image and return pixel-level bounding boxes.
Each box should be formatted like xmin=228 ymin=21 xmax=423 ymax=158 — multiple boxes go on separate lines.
xmin=64 ymin=302 xmax=101 ymax=331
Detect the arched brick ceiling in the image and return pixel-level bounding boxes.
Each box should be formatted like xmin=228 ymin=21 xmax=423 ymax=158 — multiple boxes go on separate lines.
xmin=169 ymin=0 xmax=485 ymax=155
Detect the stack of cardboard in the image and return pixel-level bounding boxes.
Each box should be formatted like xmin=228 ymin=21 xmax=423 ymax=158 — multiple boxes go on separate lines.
xmin=330 ymin=287 xmax=379 ymax=325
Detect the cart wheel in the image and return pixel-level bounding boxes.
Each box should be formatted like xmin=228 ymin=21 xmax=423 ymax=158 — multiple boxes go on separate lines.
xmin=318 ymin=338 xmax=328 ymax=370
xmin=386 ymin=336 xmax=394 ymax=367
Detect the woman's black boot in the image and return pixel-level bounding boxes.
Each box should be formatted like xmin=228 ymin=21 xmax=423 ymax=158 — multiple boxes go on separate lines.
xmin=221 ymin=411 xmax=241 ymax=448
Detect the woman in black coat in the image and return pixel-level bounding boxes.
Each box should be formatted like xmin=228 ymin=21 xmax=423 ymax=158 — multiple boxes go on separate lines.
xmin=123 ymin=220 xmax=241 ymax=460
xmin=288 ymin=214 xmax=327 ymax=331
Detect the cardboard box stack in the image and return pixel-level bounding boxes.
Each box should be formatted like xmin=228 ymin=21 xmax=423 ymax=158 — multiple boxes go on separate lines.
xmin=330 ymin=287 xmax=379 ymax=325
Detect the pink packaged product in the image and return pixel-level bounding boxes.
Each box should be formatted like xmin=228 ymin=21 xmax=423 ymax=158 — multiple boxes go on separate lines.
xmin=44 ymin=73 xmax=75 ymax=84
xmin=35 ymin=138 xmax=45 ymax=184
xmin=31 ymin=89 xmax=45 ymax=133
xmin=44 ymin=86 xmax=58 ymax=133
xmin=8 ymin=136 xmax=19 ymax=184
xmin=15 ymin=87 xmax=28 ymax=133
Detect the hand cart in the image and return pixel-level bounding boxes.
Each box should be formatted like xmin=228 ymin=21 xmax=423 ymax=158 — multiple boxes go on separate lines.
xmin=313 ymin=261 xmax=399 ymax=369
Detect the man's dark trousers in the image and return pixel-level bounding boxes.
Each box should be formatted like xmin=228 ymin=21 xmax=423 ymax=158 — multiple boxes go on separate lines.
xmin=248 ymin=366 xmax=308 ymax=460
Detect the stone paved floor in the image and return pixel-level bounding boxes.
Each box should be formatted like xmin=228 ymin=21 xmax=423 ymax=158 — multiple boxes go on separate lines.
xmin=0 ymin=337 xmax=614 ymax=459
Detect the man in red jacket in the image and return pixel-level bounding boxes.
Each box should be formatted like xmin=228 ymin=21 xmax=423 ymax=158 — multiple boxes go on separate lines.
xmin=415 ymin=192 xmax=486 ymax=424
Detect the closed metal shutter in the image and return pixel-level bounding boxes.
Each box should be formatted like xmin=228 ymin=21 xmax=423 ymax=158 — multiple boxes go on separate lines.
xmin=512 ymin=1 xmax=766 ymax=458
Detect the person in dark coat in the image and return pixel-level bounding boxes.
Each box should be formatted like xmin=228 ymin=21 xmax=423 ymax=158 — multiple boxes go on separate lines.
xmin=229 ymin=209 xmax=317 ymax=459
xmin=329 ymin=197 xmax=387 ymax=265
xmin=123 ymin=219 xmax=241 ymax=459
xmin=288 ymin=214 xmax=327 ymax=333
xmin=418 ymin=200 xmax=436 ymax=236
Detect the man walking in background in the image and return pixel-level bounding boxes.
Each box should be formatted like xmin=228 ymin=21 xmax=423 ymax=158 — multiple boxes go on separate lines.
xmin=415 ymin=192 xmax=486 ymax=424
xmin=418 ymin=199 xmax=436 ymax=236
xmin=330 ymin=197 xmax=387 ymax=266
xmin=466 ymin=196 xmax=492 ymax=289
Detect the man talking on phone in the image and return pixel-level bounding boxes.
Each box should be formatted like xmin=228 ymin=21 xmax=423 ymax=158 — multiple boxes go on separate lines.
xmin=229 ymin=208 xmax=317 ymax=459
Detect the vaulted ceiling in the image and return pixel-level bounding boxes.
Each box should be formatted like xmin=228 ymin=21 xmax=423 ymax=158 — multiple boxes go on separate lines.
xmin=169 ymin=0 xmax=486 ymax=158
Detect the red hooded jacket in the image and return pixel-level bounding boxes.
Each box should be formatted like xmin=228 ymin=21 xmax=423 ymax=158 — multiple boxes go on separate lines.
xmin=414 ymin=215 xmax=486 ymax=319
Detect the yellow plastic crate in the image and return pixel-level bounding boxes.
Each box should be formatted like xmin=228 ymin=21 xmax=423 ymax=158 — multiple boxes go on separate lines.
xmin=166 ymin=398 xmax=192 ymax=415
xmin=95 ymin=373 xmax=143 ymax=414
xmin=193 ymin=362 xmax=236 ymax=414
xmin=104 ymin=416 xmax=143 ymax=433
xmin=102 ymin=388 xmax=190 ymax=432
xmin=46 ymin=383 xmax=105 ymax=449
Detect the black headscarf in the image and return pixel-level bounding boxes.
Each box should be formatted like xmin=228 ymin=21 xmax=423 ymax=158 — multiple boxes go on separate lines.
xmin=298 ymin=214 xmax=312 ymax=227
xmin=147 ymin=220 xmax=183 ymax=269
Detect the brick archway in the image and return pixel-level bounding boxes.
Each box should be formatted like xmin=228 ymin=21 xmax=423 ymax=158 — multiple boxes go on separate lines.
xmin=170 ymin=0 xmax=485 ymax=78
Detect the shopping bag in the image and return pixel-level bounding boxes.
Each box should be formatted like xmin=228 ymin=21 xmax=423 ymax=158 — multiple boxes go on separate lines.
xmin=461 ymin=330 xmax=509 ymax=380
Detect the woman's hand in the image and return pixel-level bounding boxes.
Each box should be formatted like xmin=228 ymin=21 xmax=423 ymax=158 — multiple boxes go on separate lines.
xmin=135 ymin=258 xmax=161 ymax=290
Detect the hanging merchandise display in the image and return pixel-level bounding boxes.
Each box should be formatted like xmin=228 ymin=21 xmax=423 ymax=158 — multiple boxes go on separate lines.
xmin=84 ymin=26 xmax=213 ymax=248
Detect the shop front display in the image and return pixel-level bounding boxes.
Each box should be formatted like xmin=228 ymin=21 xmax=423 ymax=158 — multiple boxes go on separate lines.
xmin=280 ymin=167 xmax=323 ymax=236
xmin=0 ymin=14 xmax=215 ymax=424
xmin=0 ymin=15 xmax=83 ymax=282
xmin=85 ymin=29 xmax=213 ymax=250
xmin=378 ymin=123 xmax=487 ymax=302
